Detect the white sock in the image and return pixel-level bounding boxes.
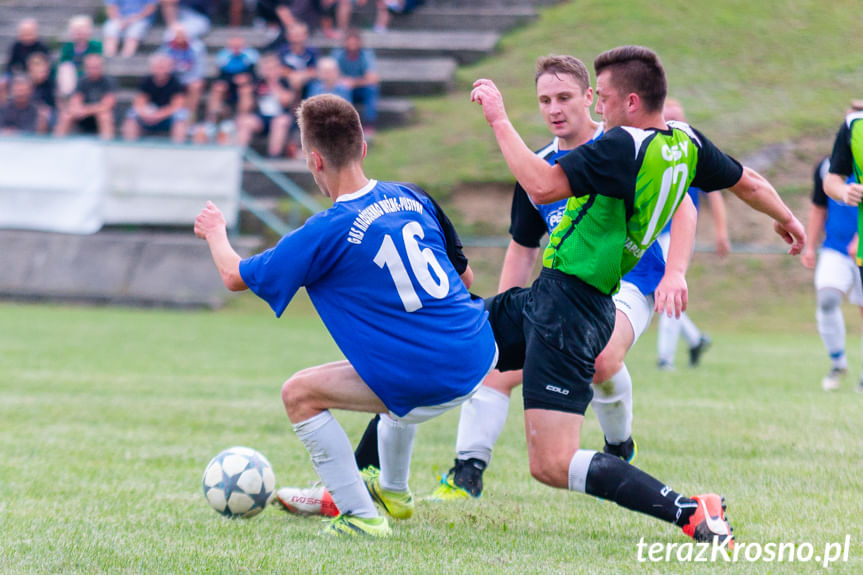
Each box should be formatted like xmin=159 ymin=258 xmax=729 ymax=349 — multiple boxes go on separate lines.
xmin=455 ymin=385 xmax=510 ymax=465
xmin=293 ymin=411 xmax=377 ymax=518
xmin=817 ymin=288 xmax=847 ymax=369
xmin=591 ymin=365 xmax=633 ymax=445
xmin=657 ymin=313 xmax=682 ymax=364
xmin=679 ymin=313 xmax=701 ymax=347
xmin=568 ymin=449 xmax=597 ymax=493
xmin=377 ymin=413 xmax=416 ymax=492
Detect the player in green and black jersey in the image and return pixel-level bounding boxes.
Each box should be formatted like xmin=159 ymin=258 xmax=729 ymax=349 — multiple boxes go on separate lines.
xmin=471 ymin=45 xmax=805 ymax=546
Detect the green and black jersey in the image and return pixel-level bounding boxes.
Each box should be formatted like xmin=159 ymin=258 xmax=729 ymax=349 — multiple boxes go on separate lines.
xmin=543 ymin=122 xmax=743 ymax=295
xmin=828 ymin=112 xmax=863 ymax=264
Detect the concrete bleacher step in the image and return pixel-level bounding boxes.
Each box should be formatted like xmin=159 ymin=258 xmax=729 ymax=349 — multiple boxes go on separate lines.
xmin=388 ymin=6 xmax=537 ymax=32
xmin=138 ymin=28 xmax=499 ymax=67
xmin=105 ymin=55 xmax=456 ymax=97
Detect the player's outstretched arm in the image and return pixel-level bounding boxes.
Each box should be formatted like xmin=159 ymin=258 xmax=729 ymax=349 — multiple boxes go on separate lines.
xmin=470 ymin=79 xmax=571 ymax=205
xmin=654 ymin=194 xmax=696 ymax=318
xmin=800 ymin=203 xmax=826 ymax=269
xmin=824 ymin=172 xmax=863 ymax=206
xmin=194 ymin=201 xmax=248 ymax=292
xmin=727 ymin=167 xmax=805 ymax=255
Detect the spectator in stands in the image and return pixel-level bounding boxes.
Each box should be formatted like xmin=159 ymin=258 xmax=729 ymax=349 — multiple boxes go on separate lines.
xmin=57 ymin=16 xmax=103 ymax=98
xmin=55 ymin=54 xmax=117 ymax=140
xmin=204 ymin=36 xmax=258 ymax=128
xmin=305 ymin=56 xmax=351 ymax=101
xmin=319 ymin=0 xmax=391 ymax=37
xmin=255 ymin=0 xmax=297 ymax=39
xmin=331 ymin=29 xmax=379 ymax=134
xmin=159 ymin=0 xmax=212 ymax=40
xmin=0 ymin=75 xmax=43 ymax=135
xmin=122 ymin=53 xmax=188 ymax=143
xmin=5 ymin=19 xmax=49 ymax=78
xmin=160 ymin=23 xmax=206 ymax=122
xmin=25 ymin=52 xmax=55 ymax=133
xmin=235 ymin=53 xmax=295 ymax=157
xmin=277 ymin=22 xmax=317 ymax=97
xmin=103 ymin=0 xmax=159 ymax=58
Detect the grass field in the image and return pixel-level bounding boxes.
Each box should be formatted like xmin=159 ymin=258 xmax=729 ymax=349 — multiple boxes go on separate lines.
xmin=2 ymin=280 xmax=863 ymax=574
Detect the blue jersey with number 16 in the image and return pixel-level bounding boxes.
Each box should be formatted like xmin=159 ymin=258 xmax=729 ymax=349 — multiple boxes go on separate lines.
xmin=239 ymin=179 xmax=497 ymax=417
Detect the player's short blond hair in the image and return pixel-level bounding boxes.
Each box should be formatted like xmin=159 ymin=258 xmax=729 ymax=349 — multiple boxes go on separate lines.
xmin=535 ymin=54 xmax=591 ymax=92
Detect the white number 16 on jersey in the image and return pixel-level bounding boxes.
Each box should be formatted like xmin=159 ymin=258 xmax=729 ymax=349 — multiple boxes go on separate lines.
xmin=374 ymin=221 xmax=450 ymax=312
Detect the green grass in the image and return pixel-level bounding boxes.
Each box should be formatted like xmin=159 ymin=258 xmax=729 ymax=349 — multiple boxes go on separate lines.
xmin=364 ymin=0 xmax=863 ymax=197
xmin=2 ymin=292 xmax=863 ymax=574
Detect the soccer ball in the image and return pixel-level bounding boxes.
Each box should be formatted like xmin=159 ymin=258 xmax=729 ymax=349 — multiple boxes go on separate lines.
xmin=202 ymin=446 xmax=276 ymax=518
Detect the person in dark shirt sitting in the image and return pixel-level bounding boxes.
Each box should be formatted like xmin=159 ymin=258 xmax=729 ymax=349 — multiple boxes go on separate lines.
xmin=55 ymin=54 xmax=117 ymax=140
xmin=0 ymin=75 xmax=42 ymax=134
xmin=122 ymin=52 xmax=188 ymax=143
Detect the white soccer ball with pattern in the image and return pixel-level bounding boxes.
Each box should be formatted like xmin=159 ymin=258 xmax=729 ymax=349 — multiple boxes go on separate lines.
xmin=202 ymin=446 xmax=276 ymax=518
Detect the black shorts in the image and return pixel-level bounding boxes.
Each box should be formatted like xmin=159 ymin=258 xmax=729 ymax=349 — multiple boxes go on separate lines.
xmin=485 ymin=268 xmax=616 ymax=415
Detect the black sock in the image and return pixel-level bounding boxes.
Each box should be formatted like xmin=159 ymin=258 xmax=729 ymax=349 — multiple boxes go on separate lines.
xmin=584 ymin=452 xmax=697 ymax=527
xmin=353 ymin=414 xmax=381 ymax=469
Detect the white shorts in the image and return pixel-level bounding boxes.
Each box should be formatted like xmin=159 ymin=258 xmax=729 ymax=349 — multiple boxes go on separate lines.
xmin=815 ymin=247 xmax=863 ymax=305
xmin=613 ymin=280 xmax=655 ymax=348
xmin=389 ymin=344 xmax=498 ymax=425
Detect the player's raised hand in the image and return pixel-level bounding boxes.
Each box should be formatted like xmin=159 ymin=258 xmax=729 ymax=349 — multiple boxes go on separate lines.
xmin=471 ymin=79 xmax=508 ymax=127
xmin=194 ymin=201 xmax=226 ymax=240
xmin=843 ymin=183 xmax=863 ymax=206
xmin=773 ymin=216 xmax=805 ymax=255
xmin=654 ymin=270 xmax=688 ymax=318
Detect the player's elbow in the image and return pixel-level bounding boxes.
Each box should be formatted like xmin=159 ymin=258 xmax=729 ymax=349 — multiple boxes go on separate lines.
xmin=526 ymin=183 xmax=565 ymax=206
xmin=460 ymin=265 xmax=474 ymax=290
xmin=729 ymin=167 xmax=764 ymax=203
xmin=221 ymin=270 xmax=247 ymax=292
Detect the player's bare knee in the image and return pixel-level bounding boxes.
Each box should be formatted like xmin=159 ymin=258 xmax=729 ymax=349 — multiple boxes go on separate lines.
xmin=281 ymin=371 xmax=315 ymax=414
xmin=528 ymin=454 xmax=569 ymax=488
xmin=593 ymin=351 xmax=622 ymax=384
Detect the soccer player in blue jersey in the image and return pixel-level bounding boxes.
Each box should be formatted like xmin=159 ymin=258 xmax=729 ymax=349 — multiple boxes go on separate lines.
xmin=194 ymin=94 xmax=497 ymax=538
xmin=655 ymin=98 xmax=731 ymax=371
xmin=803 ymin=152 xmax=863 ymax=391
xmin=469 ymin=45 xmax=804 ymax=546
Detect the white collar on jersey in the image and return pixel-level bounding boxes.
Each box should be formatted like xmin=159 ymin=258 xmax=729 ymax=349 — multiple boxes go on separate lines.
xmin=543 ymin=123 xmax=605 ymax=155
xmin=336 ymin=179 xmax=377 ymax=203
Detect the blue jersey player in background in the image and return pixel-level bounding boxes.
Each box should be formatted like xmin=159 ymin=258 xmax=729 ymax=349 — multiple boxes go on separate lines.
xmin=194 ymin=94 xmax=497 ymax=538
xmin=802 ymin=154 xmax=863 ymax=391
xmin=655 ymin=99 xmax=731 ymax=371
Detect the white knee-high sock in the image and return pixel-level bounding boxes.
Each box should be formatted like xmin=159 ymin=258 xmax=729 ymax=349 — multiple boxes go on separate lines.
xmin=293 ymin=411 xmax=377 ymax=518
xmin=455 ymin=385 xmax=510 ymax=465
xmin=377 ymin=413 xmax=417 ymax=492
xmin=568 ymin=449 xmax=597 ymax=492
xmin=817 ymin=288 xmax=847 ymax=368
xmin=679 ymin=313 xmax=701 ymax=347
xmin=591 ymin=364 xmax=633 ymax=445
xmin=657 ymin=313 xmax=682 ymax=364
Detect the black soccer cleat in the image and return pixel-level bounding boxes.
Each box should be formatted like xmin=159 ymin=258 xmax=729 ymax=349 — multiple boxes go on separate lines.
xmin=602 ymin=436 xmax=637 ymax=464
xmin=689 ymin=335 xmax=712 ymax=367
